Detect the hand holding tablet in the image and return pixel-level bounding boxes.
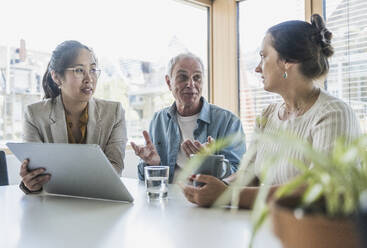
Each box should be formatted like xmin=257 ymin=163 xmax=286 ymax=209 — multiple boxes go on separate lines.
xmin=7 ymin=143 xmax=133 ymax=202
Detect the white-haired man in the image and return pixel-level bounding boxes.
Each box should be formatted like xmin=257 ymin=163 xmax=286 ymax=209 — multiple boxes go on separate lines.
xmin=131 ymin=53 xmax=246 ymax=182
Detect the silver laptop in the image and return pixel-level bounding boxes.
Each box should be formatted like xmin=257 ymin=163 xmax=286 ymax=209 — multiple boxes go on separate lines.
xmin=6 ymin=142 xmax=134 ymax=203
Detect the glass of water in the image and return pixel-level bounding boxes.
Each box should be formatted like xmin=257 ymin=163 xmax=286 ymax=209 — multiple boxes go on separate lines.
xmin=144 ymin=166 xmax=169 ymax=199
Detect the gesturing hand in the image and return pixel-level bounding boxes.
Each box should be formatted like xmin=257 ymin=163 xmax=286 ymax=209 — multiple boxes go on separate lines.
xmin=131 ymin=130 xmax=161 ymax=165
xmin=181 ymin=136 xmax=214 ymax=157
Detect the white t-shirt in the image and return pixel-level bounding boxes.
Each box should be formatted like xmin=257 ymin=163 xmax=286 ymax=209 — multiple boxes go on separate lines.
xmin=176 ymin=113 xmax=200 ymax=168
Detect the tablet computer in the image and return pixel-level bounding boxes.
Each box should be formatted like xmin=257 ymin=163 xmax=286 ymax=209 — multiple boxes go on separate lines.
xmin=6 ymin=142 xmax=134 ymax=203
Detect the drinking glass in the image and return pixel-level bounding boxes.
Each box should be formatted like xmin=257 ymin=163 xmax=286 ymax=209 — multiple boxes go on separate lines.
xmin=144 ymin=166 xmax=169 ymax=199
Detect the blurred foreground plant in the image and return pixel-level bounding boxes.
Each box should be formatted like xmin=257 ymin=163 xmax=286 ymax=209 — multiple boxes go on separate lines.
xmin=177 ymin=129 xmax=367 ymax=248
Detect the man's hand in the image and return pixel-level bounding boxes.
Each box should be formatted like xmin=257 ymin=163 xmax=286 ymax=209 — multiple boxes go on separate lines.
xmin=181 ymin=136 xmax=214 ymax=157
xmin=131 ymin=130 xmax=161 ymax=165
xmin=182 ymin=174 xmax=227 ymax=207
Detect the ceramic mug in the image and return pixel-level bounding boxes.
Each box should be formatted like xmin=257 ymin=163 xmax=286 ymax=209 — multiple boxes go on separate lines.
xmin=190 ymin=154 xmax=231 ymax=187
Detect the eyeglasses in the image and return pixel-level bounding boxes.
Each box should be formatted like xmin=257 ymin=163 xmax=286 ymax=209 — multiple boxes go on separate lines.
xmin=65 ymin=67 xmax=101 ymax=79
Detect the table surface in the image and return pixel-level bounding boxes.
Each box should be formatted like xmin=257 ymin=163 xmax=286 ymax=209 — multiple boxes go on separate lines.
xmin=0 ymin=178 xmax=281 ymax=248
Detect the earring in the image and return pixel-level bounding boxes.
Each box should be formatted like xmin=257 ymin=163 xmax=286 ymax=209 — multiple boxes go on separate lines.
xmin=283 ymin=71 xmax=288 ymax=79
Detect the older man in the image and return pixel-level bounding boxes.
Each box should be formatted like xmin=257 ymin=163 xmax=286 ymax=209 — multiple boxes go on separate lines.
xmin=131 ymin=53 xmax=245 ymax=182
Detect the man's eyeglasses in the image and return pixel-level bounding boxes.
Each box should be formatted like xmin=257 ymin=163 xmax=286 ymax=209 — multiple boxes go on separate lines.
xmin=65 ymin=67 xmax=101 ymax=79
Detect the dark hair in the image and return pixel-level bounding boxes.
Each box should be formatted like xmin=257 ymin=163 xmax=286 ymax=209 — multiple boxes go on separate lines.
xmin=267 ymin=14 xmax=334 ymax=80
xmin=42 ymin=40 xmax=94 ymax=99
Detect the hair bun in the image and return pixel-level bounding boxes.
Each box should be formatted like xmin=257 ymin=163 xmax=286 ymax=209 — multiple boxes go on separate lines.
xmin=311 ymin=14 xmax=334 ymax=57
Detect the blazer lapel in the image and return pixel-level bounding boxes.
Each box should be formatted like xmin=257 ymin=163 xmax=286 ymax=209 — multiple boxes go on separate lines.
xmin=86 ymin=98 xmax=101 ymax=144
xmin=49 ymin=96 xmax=68 ymax=143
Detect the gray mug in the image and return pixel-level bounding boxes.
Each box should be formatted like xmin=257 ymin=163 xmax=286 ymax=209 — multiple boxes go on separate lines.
xmin=191 ymin=154 xmax=231 ymax=187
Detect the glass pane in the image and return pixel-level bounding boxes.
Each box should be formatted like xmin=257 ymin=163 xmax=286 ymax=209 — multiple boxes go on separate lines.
xmin=325 ymin=0 xmax=367 ymax=133
xmin=0 ymin=0 xmax=209 ymax=145
xmin=238 ymin=0 xmax=305 ymax=145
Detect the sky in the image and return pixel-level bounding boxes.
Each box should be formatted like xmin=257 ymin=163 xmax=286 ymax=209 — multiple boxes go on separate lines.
xmin=0 ymin=0 xmax=207 ymax=62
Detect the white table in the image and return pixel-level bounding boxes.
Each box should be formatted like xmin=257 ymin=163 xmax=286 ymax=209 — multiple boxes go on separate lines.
xmin=0 ymin=178 xmax=281 ymax=248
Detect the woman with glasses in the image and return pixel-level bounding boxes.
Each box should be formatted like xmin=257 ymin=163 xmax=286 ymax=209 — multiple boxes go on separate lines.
xmin=19 ymin=40 xmax=127 ymax=194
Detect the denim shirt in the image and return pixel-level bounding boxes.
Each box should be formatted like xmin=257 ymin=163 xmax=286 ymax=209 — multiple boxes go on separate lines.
xmin=138 ymin=97 xmax=246 ymax=182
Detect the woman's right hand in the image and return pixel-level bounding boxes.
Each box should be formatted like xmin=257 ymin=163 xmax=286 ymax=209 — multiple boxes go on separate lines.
xmin=19 ymin=159 xmax=51 ymax=192
xmin=183 ymin=174 xmax=227 ymax=207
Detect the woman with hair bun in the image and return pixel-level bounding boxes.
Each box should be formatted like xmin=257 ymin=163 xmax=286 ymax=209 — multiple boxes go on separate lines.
xmin=19 ymin=40 xmax=128 ymax=194
xmin=183 ymin=14 xmax=361 ymax=208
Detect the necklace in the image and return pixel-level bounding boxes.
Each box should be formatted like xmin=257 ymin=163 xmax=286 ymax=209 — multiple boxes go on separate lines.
xmin=280 ymin=87 xmax=320 ymax=120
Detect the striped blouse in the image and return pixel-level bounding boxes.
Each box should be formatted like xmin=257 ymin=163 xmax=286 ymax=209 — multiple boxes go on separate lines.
xmin=249 ymin=89 xmax=361 ymax=185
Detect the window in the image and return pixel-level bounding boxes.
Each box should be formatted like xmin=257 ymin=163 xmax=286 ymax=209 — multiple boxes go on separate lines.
xmin=0 ymin=0 xmax=209 ymax=145
xmin=238 ymin=0 xmax=305 ymax=145
xmin=324 ymin=0 xmax=367 ymax=133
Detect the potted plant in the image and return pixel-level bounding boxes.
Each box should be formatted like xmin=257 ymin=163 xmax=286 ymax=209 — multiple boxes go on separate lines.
xmin=240 ymin=132 xmax=367 ymax=248
xmin=177 ymin=130 xmax=367 ymax=248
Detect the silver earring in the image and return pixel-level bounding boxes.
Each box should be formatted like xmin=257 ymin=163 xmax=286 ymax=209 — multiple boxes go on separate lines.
xmin=283 ymin=71 xmax=288 ymax=79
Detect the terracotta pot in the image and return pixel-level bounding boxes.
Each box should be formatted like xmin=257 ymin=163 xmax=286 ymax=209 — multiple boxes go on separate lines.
xmin=270 ymin=196 xmax=361 ymax=248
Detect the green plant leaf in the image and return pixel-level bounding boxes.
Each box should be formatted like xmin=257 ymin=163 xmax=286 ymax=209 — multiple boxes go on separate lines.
xmin=249 ymin=206 xmax=269 ymax=248
xmin=275 ymin=172 xmax=309 ymax=199
xmin=301 ymin=183 xmax=323 ymax=206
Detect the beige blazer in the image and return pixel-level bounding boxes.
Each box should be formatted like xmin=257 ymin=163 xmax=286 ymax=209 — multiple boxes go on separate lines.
xmin=23 ymin=95 xmax=127 ymax=176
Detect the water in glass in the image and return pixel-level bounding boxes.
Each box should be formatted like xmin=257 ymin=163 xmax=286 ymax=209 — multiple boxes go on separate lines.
xmin=146 ymin=176 xmax=168 ymax=199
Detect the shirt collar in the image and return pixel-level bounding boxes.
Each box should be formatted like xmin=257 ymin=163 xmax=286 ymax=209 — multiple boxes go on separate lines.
xmin=167 ymin=97 xmax=210 ymax=124
xmin=198 ymin=97 xmax=210 ymax=124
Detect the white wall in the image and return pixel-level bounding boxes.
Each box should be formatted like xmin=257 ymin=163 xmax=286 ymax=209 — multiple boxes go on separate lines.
xmin=6 ymin=148 xmax=139 ymax=185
